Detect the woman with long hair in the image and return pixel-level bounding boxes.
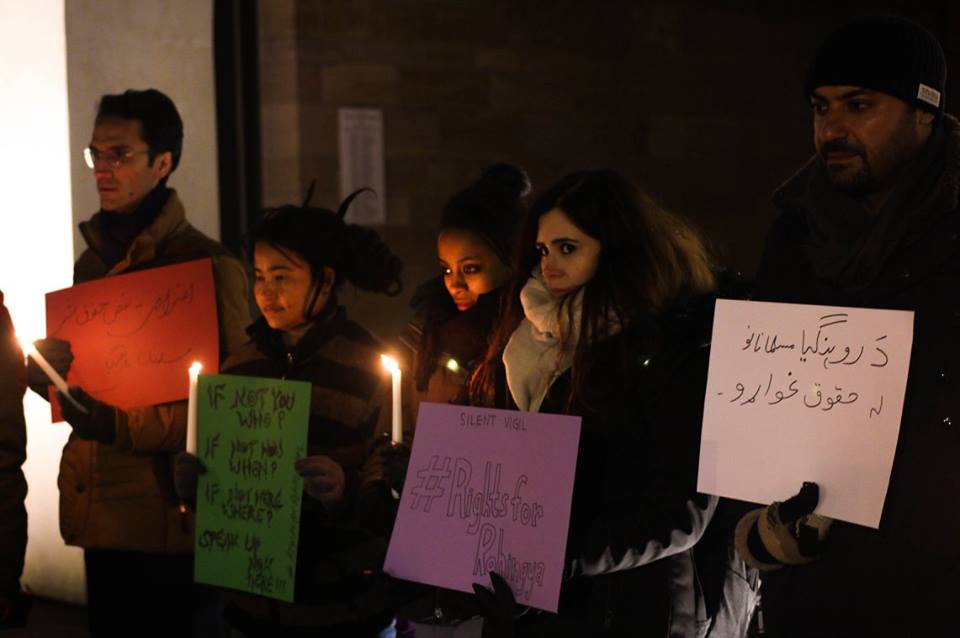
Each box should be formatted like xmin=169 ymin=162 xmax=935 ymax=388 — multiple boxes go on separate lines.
xmin=175 ymin=196 xmax=404 ymax=637
xmin=470 ymin=170 xmax=752 ymax=636
xmin=400 ymin=162 xmax=529 ymax=423
xmin=390 ymin=163 xmax=528 ymax=633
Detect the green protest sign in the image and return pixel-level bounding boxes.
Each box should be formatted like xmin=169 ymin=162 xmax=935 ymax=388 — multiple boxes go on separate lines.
xmin=193 ymin=374 xmax=310 ymax=603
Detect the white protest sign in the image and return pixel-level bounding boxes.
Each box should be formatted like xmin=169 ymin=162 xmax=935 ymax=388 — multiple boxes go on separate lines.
xmin=698 ymin=299 xmax=914 ymax=528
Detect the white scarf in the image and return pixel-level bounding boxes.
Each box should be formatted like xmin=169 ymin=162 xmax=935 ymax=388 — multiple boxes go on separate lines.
xmin=502 ymin=270 xmax=583 ymax=412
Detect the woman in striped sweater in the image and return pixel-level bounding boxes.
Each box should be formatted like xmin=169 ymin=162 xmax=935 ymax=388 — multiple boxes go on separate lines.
xmin=176 ymin=199 xmax=404 ymax=637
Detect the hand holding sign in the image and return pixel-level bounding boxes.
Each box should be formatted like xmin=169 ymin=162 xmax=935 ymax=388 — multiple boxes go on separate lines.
xmin=472 ymin=571 xmax=522 ymax=637
xmin=699 ymin=300 xmax=914 ymax=528
xmin=295 ymin=456 xmax=345 ymax=507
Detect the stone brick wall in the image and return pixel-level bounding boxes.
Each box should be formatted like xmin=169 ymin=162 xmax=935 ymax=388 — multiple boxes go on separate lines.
xmin=260 ymin=0 xmax=956 ymax=340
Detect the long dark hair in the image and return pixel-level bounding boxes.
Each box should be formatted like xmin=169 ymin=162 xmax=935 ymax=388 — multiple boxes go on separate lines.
xmin=470 ymin=170 xmax=716 ymax=407
xmin=412 ymin=163 xmax=530 ymax=390
xmin=248 ymin=193 xmax=403 ymax=320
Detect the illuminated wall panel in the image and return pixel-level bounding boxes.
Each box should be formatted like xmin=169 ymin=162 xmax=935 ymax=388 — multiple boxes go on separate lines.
xmin=0 ymin=0 xmax=218 ymax=604
xmin=0 ymin=0 xmax=86 ymax=604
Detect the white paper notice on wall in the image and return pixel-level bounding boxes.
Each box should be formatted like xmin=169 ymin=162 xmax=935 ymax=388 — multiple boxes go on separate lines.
xmin=338 ymin=107 xmax=386 ymax=225
xmin=698 ymin=299 xmax=914 ymax=528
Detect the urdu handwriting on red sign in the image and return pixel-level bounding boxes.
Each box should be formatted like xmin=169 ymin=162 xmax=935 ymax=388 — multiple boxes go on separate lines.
xmin=50 ymin=283 xmax=196 ymax=339
xmin=44 ymin=259 xmax=218 ymax=416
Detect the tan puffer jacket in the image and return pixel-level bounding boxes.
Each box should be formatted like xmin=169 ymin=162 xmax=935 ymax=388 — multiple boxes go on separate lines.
xmin=59 ymin=190 xmax=251 ymax=552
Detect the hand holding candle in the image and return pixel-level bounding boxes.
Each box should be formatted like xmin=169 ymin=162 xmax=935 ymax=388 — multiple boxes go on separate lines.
xmin=380 ymin=354 xmax=402 ymax=444
xmin=21 ymin=337 xmax=88 ymax=415
xmin=186 ymin=361 xmax=202 ymax=454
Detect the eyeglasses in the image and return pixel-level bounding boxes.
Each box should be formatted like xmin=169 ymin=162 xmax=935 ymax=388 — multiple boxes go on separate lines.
xmin=83 ymin=146 xmax=151 ymax=169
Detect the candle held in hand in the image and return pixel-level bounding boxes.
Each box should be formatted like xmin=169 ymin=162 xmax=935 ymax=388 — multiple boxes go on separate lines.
xmin=380 ymin=354 xmax=402 ymax=444
xmin=23 ymin=340 xmax=88 ymax=415
xmin=186 ymin=361 xmax=202 ymax=454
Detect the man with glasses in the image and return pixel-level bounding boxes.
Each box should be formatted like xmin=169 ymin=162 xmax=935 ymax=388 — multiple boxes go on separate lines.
xmin=28 ymin=89 xmax=250 ymax=637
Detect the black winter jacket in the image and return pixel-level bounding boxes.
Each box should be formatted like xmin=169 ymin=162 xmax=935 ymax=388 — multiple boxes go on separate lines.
xmin=505 ymin=296 xmax=750 ymax=637
xmin=750 ymin=116 xmax=960 ymax=636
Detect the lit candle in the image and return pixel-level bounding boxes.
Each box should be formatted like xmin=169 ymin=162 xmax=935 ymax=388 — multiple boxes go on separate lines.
xmin=186 ymin=361 xmax=202 ymax=454
xmin=380 ymin=354 xmax=402 ymax=444
xmin=21 ymin=339 xmax=87 ymax=414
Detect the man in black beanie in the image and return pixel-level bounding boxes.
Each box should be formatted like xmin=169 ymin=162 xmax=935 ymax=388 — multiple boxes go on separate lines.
xmin=734 ymin=16 xmax=960 ymax=636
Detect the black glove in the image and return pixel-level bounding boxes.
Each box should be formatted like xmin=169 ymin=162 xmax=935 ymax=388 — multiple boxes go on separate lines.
xmin=736 ymin=481 xmax=832 ymax=570
xmin=380 ymin=437 xmax=411 ymax=495
xmin=57 ymin=386 xmax=117 ymax=444
xmin=173 ymin=452 xmax=206 ymax=509
xmin=26 ymin=338 xmax=73 ymax=400
xmin=473 ymin=571 xmax=520 ymax=638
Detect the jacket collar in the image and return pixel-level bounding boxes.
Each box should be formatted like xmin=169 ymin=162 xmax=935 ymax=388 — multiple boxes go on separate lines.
xmin=772 ymin=114 xmax=960 ymax=292
xmin=246 ymin=302 xmax=345 ymax=366
xmin=79 ymin=188 xmax=189 ymax=276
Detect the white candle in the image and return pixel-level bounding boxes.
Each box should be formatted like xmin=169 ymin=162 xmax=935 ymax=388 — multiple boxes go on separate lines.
xmin=23 ymin=341 xmax=87 ymax=414
xmin=186 ymin=361 xmax=202 ymax=454
xmin=380 ymin=354 xmax=402 ymax=444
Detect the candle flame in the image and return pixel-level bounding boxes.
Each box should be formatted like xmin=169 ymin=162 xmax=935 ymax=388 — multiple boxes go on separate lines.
xmin=189 ymin=361 xmax=203 ymax=377
xmin=380 ymin=354 xmax=400 ymax=374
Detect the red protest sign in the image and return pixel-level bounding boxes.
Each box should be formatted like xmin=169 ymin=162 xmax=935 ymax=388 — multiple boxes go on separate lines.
xmin=45 ymin=259 xmax=219 ymax=420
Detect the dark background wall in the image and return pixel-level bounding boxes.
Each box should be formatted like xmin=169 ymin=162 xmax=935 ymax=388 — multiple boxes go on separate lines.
xmin=258 ymin=0 xmax=959 ymax=340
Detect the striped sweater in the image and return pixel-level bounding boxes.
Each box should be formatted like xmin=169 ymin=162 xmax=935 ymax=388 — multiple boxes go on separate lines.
xmin=219 ymin=306 xmax=398 ymax=628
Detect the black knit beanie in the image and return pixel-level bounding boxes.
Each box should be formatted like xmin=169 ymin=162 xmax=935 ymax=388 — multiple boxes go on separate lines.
xmin=805 ymin=16 xmax=946 ymax=113
xmin=440 ymin=163 xmax=530 ymax=263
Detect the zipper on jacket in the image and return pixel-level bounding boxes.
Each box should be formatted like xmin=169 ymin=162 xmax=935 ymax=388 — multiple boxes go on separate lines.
xmin=284 ymin=351 xmax=293 ymax=380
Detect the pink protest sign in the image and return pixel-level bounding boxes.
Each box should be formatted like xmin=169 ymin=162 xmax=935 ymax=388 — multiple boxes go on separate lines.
xmin=45 ymin=259 xmax=219 ymax=420
xmin=384 ymin=402 xmax=581 ymax=613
